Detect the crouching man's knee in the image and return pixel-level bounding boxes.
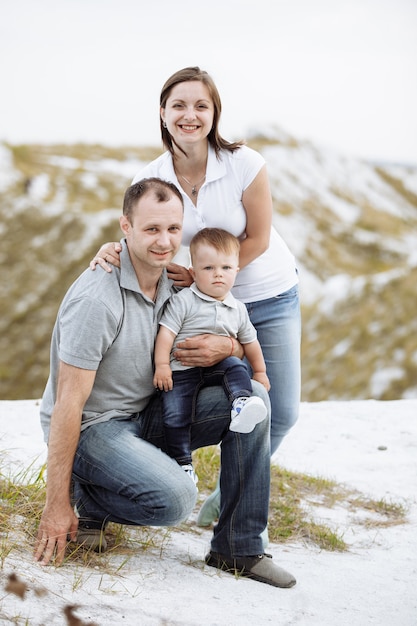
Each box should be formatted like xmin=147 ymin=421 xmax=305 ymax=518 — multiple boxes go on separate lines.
xmin=154 ymin=475 xmax=197 ymax=525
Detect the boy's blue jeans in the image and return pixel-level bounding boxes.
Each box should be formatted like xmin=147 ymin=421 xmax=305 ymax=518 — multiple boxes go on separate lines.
xmin=72 ymin=382 xmax=270 ymax=558
xmin=162 ymin=356 xmax=253 ymax=465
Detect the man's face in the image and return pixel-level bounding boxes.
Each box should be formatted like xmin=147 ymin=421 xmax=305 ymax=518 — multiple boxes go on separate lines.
xmin=120 ymin=191 xmax=183 ymax=271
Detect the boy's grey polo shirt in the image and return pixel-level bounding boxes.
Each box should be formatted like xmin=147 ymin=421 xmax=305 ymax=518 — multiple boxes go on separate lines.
xmin=159 ymin=283 xmax=257 ymax=372
xmin=40 ymin=239 xmax=173 ymax=442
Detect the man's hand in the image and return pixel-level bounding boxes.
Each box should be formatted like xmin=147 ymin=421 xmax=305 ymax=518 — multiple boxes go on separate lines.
xmin=173 ymin=334 xmax=243 ymax=368
xmin=153 ymin=364 xmax=173 ymax=392
xmin=34 ymin=362 xmax=96 ymax=566
xmin=34 ymin=503 xmax=79 ymax=566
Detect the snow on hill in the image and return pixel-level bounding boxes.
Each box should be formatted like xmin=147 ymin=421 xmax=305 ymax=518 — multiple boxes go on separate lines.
xmin=0 ymin=133 xmax=416 ymax=401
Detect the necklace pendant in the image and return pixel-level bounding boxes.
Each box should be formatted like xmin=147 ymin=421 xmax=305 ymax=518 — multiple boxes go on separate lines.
xmin=191 ymin=186 xmax=197 ymax=196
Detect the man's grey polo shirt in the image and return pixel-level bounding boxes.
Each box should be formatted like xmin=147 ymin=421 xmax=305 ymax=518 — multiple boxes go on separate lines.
xmin=40 ymin=239 xmax=173 ymax=442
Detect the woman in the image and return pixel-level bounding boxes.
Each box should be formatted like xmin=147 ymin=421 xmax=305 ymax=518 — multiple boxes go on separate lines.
xmin=93 ymin=67 xmax=301 ymax=525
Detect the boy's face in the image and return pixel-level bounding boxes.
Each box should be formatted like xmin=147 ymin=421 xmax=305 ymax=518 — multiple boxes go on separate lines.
xmin=189 ymin=243 xmax=239 ymax=301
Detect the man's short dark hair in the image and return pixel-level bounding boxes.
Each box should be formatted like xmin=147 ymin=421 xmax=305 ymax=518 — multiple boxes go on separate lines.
xmin=123 ymin=178 xmax=183 ymax=221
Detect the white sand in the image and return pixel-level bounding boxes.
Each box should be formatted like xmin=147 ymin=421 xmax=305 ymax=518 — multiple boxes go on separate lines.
xmin=1 ymin=398 xmax=416 ymax=625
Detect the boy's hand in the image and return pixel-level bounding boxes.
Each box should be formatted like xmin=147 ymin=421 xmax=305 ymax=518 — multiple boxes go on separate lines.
xmin=153 ymin=365 xmax=173 ymax=392
xmin=253 ymin=371 xmax=271 ymax=391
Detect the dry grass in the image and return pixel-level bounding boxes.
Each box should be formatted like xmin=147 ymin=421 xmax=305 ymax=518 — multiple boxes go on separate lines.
xmin=1 ymin=448 xmax=407 ymax=571
xmin=195 ymin=447 xmax=407 ymax=552
xmin=1 ymin=139 xmax=417 ymax=403
xmin=268 ymin=465 xmax=407 ymax=550
xmin=301 ymin=266 xmax=417 ymax=401
xmin=0 ymin=449 xmax=408 ymax=623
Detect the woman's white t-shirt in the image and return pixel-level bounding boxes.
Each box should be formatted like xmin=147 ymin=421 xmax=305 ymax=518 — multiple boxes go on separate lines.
xmin=132 ymin=144 xmax=297 ymax=303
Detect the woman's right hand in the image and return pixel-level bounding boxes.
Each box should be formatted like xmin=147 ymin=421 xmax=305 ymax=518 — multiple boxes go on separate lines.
xmin=167 ymin=263 xmax=193 ymax=287
xmin=90 ymin=242 xmax=122 ymax=272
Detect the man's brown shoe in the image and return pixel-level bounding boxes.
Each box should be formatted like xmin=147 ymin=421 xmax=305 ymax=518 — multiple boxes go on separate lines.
xmin=205 ymin=551 xmax=296 ymax=588
xmin=75 ymin=527 xmax=107 ymax=553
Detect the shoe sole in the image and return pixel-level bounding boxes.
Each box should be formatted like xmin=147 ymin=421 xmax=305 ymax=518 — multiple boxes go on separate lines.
xmin=230 ymin=398 xmax=267 ymax=433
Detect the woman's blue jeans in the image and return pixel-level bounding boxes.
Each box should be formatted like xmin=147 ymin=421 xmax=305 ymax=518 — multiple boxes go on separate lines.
xmin=245 ymin=284 xmax=301 ymax=454
xmin=72 ymin=383 xmax=271 ymax=557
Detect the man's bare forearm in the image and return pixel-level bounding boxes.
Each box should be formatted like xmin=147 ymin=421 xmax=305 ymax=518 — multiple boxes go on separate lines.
xmin=174 ymin=333 xmax=244 ymax=367
xmin=34 ymin=363 xmax=96 ymax=565
xmin=45 ymin=401 xmax=83 ymax=506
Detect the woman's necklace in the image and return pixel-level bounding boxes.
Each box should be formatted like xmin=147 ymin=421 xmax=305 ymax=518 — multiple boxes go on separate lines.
xmin=179 ymin=173 xmax=206 ymax=196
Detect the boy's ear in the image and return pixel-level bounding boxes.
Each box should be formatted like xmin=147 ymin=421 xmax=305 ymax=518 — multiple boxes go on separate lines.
xmin=189 ymin=266 xmax=195 ymax=280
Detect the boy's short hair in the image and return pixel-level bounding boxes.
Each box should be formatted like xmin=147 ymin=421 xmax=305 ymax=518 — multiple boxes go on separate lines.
xmin=189 ymin=228 xmax=240 ymax=261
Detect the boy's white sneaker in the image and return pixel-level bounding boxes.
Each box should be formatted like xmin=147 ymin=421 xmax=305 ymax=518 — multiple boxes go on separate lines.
xmin=182 ymin=463 xmax=199 ymax=487
xmin=230 ymin=396 xmax=267 ymax=433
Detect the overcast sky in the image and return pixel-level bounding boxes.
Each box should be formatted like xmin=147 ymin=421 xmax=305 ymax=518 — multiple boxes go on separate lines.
xmin=1 ymin=0 xmax=416 ymax=164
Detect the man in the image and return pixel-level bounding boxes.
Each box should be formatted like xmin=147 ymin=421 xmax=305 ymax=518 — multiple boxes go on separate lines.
xmin=34 ymin=178 xmax=296 ymax=588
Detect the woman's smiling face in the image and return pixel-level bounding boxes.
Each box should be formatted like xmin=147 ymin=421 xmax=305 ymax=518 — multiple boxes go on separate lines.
xmin=161 ymin=81 xmax=214 ymax=147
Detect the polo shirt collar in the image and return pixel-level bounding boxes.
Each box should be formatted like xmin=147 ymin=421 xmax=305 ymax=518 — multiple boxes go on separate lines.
xmin=158 ymin=145 xmax=227 ymax=185
xmin=190 ymin=282 xmax=237 ymax=308
xmin=205 ymin=144 xmax=227 ymax=182
xmin=119 ymin=238 xmax=172 ymax=300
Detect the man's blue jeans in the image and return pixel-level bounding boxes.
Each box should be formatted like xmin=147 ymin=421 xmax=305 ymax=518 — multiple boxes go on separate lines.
xmin=72 ymin=382 xmax=270 ymax=557
xmin=245 ymin=284 xmax=301 ymax=454
xmin=163 ymin=356 xmax=253 ymax=465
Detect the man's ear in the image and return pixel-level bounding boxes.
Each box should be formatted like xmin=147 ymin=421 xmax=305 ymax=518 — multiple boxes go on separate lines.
xmin=120 ymin=215 xmax=130 ymax=235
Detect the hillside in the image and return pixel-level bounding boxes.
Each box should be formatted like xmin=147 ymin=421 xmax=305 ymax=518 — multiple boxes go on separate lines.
xmin=1 ymin=132 xmax=416 ymax=401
